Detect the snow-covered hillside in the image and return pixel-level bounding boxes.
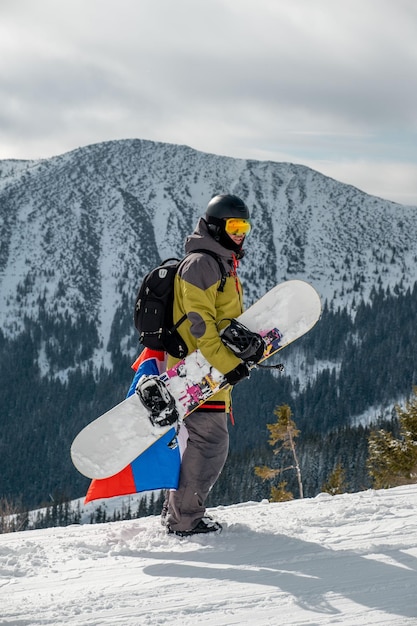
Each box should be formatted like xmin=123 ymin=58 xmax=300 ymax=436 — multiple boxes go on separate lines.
xmin=1 ymin=139 xmax=416 ymax=366
xmin=1 ymin=485 xmax=417 ymax=625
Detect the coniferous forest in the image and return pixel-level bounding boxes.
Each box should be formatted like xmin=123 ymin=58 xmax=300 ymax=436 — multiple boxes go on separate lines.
xmin=1 ymin=280 xmax=417 ymax=511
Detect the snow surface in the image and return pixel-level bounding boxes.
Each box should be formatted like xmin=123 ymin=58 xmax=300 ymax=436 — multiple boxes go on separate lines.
xmin=1 ymin=485 xmax=417 ymax=625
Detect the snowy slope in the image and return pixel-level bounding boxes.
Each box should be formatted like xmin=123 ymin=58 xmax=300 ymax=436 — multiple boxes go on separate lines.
xmin=1 ymin=485 xmax=417 ymax=625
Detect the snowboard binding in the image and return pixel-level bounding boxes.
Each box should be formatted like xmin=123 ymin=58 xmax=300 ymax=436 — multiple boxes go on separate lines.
xmin=221 ymin=319 xmax=284 ymax=371
xmin=136 ymin=376 xmax=179 ymax=427
xmin=221 ymin=319 xmax=266 ymax=364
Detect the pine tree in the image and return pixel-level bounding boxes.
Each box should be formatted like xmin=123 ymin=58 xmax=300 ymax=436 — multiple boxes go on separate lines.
xmin=136 ymin=496 xmax=149 ymax=518
xmin=367 ymin=386 xmax=417 ymax=488
xmin=321 ymin=462 xmax=347 ymax=495
xmin=254 ymin=403 xmax=303 ymax=500
xmin=270 ymin=481 xmax=294 ymax=502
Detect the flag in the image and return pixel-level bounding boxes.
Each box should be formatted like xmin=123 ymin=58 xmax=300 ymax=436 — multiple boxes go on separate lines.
xmin=85 ymin=348 xmax=183 ymax=503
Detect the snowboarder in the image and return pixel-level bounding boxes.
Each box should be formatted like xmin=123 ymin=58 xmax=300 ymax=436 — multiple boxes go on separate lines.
xmin=164 ymin=194 xmax=263 ymax=536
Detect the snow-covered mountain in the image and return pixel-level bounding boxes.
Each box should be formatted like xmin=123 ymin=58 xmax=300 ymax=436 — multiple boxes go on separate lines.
xmin=2 ymin=139 xmax=417 ymax=508
xmin=1 ymin=485 xmax=417 ymax=625
xmin=1 ymin=138 xmax=416 ymax=376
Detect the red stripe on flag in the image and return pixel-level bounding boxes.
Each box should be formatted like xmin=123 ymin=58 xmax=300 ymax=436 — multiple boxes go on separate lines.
xmin=84 ymin=463 xmax=136 ymax=504
xmin=131 ymin=348 xmax=165 ymax=371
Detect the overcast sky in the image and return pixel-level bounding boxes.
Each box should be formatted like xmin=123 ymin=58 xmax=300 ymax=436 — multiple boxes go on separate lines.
xmin=1 ymin=0 xmax=416 ymax=204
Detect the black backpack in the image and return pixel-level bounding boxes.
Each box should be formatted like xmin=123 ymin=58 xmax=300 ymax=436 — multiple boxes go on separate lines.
xmin=134 ymin=250 xmax=227 ymax=359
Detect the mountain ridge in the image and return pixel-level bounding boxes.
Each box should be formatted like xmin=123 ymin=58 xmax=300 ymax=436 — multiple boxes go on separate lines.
xmin=1 ymin=138 xmax=416 ymax=371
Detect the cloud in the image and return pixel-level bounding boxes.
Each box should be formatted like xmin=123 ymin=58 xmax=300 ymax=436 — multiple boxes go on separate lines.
xmin=302 ymin=160 xmax=417 ymax=205
xmin=0 ymin=0 xmax=416 ymax=204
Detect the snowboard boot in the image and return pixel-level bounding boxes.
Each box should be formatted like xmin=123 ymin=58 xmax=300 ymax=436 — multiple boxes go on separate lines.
xmin=167 ymin=516 xmax=223 ymax=537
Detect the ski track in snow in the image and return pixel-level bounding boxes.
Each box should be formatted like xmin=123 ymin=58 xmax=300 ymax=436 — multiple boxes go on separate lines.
xmin=1 ymin=485 xmax=417 ymax=625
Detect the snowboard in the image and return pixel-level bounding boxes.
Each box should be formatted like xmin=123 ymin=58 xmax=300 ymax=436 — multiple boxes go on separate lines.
xmin=71 ymin=279 xmax=321 ymax=479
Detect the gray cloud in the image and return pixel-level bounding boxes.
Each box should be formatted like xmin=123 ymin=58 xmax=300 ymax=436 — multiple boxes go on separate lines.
xmin=0 ymin=0 xmax=416 ymax=203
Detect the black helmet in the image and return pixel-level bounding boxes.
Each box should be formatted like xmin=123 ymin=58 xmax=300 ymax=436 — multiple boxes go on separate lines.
xmin=205 ymin=194 xmax=250 ymax=256
xmin=206 ymin=194 xmax=250 ymax=220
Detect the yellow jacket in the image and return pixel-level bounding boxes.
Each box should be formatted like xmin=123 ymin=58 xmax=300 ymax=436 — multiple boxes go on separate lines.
xmin=167 ymin=218 xmax=244 ymax=410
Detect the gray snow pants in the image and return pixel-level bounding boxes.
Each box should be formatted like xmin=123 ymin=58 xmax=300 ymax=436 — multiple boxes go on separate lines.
xmin=166 ymin=410 xmax=229 ymax=532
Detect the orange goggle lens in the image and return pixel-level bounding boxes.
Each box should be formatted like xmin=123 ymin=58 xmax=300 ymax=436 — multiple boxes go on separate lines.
xmin=224 ymin=218 xmax=251 ymax=236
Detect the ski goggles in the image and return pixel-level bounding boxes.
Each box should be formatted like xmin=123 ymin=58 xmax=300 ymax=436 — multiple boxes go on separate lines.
xmin=224 ymin=218 xmax=251 ymax=236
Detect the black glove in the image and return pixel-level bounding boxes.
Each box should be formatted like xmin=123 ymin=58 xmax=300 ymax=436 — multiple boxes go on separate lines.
xmin=224 ymin=362 xmax=250 ymax=386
